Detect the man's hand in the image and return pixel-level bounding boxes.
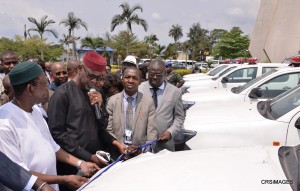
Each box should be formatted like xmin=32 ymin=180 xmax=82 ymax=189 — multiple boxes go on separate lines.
xmin=112 ymin=140 xmax=128 ymax=154
xmin=159 ymin=131 xmax=172 ymax=143
xmin=40 ymin=184 xmax=56 ymax=191
xmin=90 ymin=154 xmax=109 ymax=168
xmin=88 ymin=90 xmax=103 ymax=107
xmin=63 ymin=175 xmax=88 ymax=190
xmin=80 ymin=161 xmax=100 ymax=177
xmin=124 ymin=145 xmax=142 ymax=160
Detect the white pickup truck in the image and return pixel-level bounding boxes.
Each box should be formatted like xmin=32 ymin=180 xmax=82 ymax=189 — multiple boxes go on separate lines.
xmin=184 ymin=63 xmax=289 ymax=96
xmin=183 ymin=67 xmax=300 ymax=108
xmin=185 ymin=84 xmax=300 ymax=150
xmin=183 ymin=64 xmax=238 ymax=81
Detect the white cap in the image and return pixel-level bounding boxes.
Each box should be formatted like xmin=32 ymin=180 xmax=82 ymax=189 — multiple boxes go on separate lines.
xmin=122 ymin=55 xmax=137 ymax=67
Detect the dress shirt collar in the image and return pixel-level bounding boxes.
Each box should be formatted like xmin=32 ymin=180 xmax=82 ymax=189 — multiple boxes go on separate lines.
xmin=123 ymin=91 xmax=138 ymax=100
xmin=150 ymin=81 xmax=165 ymax=91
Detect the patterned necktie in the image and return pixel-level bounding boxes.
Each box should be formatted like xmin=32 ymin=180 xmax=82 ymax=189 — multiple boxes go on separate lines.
xmin=152 ymin=87 xmax=159 ymax=108
xmin=126 ymin=97 xmax=134 ymax=130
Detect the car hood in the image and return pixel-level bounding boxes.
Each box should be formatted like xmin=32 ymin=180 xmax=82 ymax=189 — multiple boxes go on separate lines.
xmin=80 ymin=147 xmax=291 ymax=191
xmin=184 ymin=73 xmax=208 ymax=79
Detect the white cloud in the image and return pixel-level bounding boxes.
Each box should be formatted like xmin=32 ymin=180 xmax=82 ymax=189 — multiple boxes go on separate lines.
xmin=225 ymin=7 xmax=245 ymax=16
xmin=151 ymin=12 xmax=161 ymax=20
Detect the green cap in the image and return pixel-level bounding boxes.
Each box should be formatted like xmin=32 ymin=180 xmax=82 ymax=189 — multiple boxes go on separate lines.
xmin=8 ymin=62 xmax=43 ymax=85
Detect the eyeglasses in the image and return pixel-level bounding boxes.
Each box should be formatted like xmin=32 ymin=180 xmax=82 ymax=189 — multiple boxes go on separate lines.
xmin=148 ymin=72 xmax=164 ymax=78
xmin=54 ymin=71 xmax=68 ymax=76
xmin=3 ymin=61 xmax=18 ymax=66
xmin=83 ymin=66 xmax=104 ymax=81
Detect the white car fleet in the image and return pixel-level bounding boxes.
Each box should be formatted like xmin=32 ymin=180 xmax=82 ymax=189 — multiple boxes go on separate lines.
xmin=82 ymin=63 xmax=299 ymax=191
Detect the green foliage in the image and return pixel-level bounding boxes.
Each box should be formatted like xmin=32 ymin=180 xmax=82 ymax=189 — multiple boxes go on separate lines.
xmin=212 ymin=27 xmax=251 ymax=59
xmin=81 ymin=36 xmax=104 ymax=50
xmin=169 ymin=24 xmax=183 ymax=43
xmin=111 ymin=2 xmax=148 ymax=34
xmin=164 ymin=44 xmax=177 ymax=59
xmin=186 ymin=23 xmax=210 ymax=61
xmin=173 ymin=69 xmax=193 ymax=76
xmin=0 ymin=36 xmax=63 ymax=61
xmin=60 ymin=12 xmax=88 ymax=59
xmin=111 ymin=30 xmax=146 ymax=59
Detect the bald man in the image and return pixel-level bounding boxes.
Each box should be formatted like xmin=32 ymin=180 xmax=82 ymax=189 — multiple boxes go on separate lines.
xmin=48 ymin=62 xmax=68 ymax=91
xmin=67 ymin=60 xmax=80 ymax=81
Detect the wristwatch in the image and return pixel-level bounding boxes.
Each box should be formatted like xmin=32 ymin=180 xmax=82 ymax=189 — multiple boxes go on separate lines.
xmin=77 ymin=160 xmax=83 ymax=170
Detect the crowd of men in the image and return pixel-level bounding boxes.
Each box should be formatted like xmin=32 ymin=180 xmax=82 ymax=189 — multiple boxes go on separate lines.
xmin=0 ymin=50 xmax=186 ymax=191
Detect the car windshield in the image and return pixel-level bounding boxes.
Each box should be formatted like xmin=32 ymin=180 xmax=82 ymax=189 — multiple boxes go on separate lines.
xmin=231 ymin=69 xmax=278 ymax=94
xmin=208 ymin=65 xmax=229 ymax=76
xmin=213 ymin=66 xmax=238 ymax=80
xmin=258 ymin=85 xmax=300 ymax=119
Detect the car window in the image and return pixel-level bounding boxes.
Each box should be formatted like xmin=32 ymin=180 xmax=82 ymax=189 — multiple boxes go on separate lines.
xmin=213 ymin=66 xmax=237 ymax=80
xmin=262 ymin=67 xmax=277 ymax=74
xmin=232 ymin=69 xmax=277 ymax=94
xmin=268 ymin=85 xmax=300 ymax=119
xmin=226 ymin=67 xmax=258 ymax=83
xmin=259 ymin=73 xmax=300 ymax=98
xmin=208 ymin=65 xmax=228 ymax=76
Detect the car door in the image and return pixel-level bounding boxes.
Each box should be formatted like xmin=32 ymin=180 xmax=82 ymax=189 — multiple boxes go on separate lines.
xmin=220 ymin=67 xmax=258 ymax=89
xmin=285 ymin=111 xmax=300 ymax=146
xmin=258 ymin=73 xmax=300 ymax=98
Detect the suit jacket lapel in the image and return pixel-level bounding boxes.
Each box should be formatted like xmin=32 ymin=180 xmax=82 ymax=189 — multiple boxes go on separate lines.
xmin=157 ymin=82 xmax=171 ymax=112
xmin=118 ymin=92 xmax=125 ymax=134
xmin=133 ymin=92 xmax=142 ymax=133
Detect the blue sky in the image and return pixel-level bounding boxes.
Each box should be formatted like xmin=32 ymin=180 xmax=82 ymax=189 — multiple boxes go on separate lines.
xmin=0 ymin=0 xmax=261 ymax=45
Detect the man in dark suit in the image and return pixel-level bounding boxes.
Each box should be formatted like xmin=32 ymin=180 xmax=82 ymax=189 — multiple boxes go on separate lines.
xmin=0 ymin=151 xmax=54 ymax=191
xmin=139 ymin=59 xmax=185 ymax=151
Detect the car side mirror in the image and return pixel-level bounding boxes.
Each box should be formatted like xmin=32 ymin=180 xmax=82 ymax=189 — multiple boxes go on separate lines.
xmin=248 ymin=87 xmax=262 ymax=99
xmin=295 ymin=118 xmax=300 ymax=129
xmin=221 ymin=77 xmax=229 ymax=83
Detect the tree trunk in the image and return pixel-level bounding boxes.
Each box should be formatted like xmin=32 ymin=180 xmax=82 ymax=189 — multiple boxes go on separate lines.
xmin=40 ymin=35 xmax=44 ymax=60
xmin=72 ymin=30 xmax=77 ymax=60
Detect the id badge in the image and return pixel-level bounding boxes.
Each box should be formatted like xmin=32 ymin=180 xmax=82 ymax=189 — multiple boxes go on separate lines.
xmin=124 ymin=129 xmax=133 ymax=145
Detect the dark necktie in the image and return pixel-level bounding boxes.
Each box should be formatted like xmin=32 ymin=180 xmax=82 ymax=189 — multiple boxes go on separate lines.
xmin=126 ymin=97 xmax=134 ymax=130
xmin=152 ymin=87 xmax=159 ymax=108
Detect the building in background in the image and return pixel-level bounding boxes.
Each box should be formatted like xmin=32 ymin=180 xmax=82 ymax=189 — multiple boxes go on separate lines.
xmin=249 ymin=0 xmax=300 ymax=63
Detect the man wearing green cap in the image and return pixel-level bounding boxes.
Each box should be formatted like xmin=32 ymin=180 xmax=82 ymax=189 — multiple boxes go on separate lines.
xmin=0 ymin=61 xmax=100 ymax=191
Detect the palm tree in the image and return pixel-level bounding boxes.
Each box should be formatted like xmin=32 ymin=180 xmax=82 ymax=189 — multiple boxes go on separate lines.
xmin=169 ymin=24 xmax=183 ymax=44
xmin=111 ymin=2 xmax=148 ymax=34
xmin=111 ymin=2 xmax=148 ymax=55
xmin=154 ymin=44 xmax=166 ymax=59
xmin=81 ymin=36 xmax=104 ymax=50
xmin=60 ymin=12 xmax=88 ymax=60
xmin=27 ymin=15 xmax=58 ymax=60
xmin=144 ymin=34 xmax=158 ymax=58
xmin=59 ymin=34 xmax=72 ymax=61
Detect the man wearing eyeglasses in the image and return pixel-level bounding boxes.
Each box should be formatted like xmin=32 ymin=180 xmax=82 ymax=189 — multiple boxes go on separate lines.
xmin=48 ymin=62 xmax=68 ymax=91
xmin=139 ymin=59 xmax=185 ymax=152
xmin=48 ymin=52 xmax=127 ymax=191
